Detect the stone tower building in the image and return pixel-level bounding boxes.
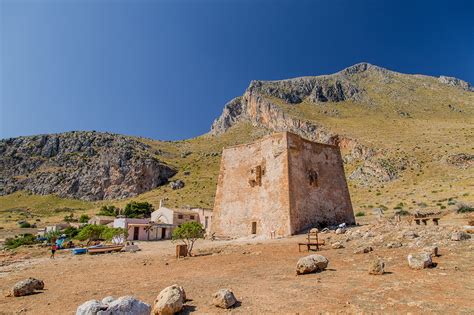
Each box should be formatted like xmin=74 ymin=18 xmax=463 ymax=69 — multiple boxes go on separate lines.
xmin=211 ymin=132 xmax=355 ymax=239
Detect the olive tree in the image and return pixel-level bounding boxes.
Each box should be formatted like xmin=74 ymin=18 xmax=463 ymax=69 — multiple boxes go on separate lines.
xmin=172 ymin=221 xmax=205 ymax=256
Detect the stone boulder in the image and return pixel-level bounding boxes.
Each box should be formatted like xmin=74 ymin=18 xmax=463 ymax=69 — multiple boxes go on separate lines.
xmin=152 ymin=284 xmax=186 ymax=315
xmin=8 ymin=277 xmax=44 ymax=297
xmin=76 ymin=300 xmax=107 ymax=315
xmin=100 ymin=296 xmax=150 ymax=315
xmin=407 ymin=253 xmax=433 ymax=269
xmin=212 ymin=289 xmax=237 ymax=309
xmin=335 ymin=228 xmax=345 ymax=235
xmin=354 ymin=246 xmax=373 ymax=254
xmin=423 ymin=246 xmax=439 ymax=257
xmin=169 ymin=180 xmax=185 ymax=190
xmin=368 ymin=258 xmax=385 ymax=275
xmin=296 ymin=254 xmax=329 ymax=275
xmin=451 ymin=231 xmax=471 ymax=241
xmin=331 ymin=242 xmax=344 ymax=249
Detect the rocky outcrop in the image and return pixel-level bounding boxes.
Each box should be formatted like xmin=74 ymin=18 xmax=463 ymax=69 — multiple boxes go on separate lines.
xmin=438 ymin=76 xmax=473 ymax=91
xmin=0 ymin=131 xmax=176 ymax=201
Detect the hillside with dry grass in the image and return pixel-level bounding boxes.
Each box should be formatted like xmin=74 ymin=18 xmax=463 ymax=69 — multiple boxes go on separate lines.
xmin=1 ymin=63 xmax=473 ymax=229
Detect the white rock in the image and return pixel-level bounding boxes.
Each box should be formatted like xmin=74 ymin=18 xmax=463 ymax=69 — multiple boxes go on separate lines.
xmin=331 ymin=242 xmax=344 ymax=249
xmin=212 ymin=289 xmax=237 ymax=309
xmin=101 ymin=296 xmax=115 ymax=305
xmin=296 ymin=254 xmax=328 ymax=275
xmin=99 ymin=296 xmax=150 ymax=315
xmin=152 ymin=284 xmax=186 ymax=315
xmin=407 ymin=252 xmax=433 ymax=269
xmin=335 ymin=228 xmax=345 ymax=234
xmin=76 ymin=300 xmax=107 ymax=315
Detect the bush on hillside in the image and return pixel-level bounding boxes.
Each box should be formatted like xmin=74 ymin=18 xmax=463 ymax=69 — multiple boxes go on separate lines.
xmin=79 ymin=214 xmax=90 ymax=223
xmin=123 ymin=201 xmax=154 ymax=218
xmin=355 ymin=211 xmax=365 ymax=217
xmin=5 ymin=234 xmax=39 ymax=249
xmin=97 ymin=205 xmax=120 ymax=217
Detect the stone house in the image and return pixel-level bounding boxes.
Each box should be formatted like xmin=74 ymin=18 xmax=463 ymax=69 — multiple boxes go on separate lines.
xmin=211 ymin=132 xmax=355 ymax=239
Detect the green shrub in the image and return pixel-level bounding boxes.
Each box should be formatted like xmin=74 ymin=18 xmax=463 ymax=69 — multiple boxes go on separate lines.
xmin=76 ymin=225 xmax=127 ymax=241
xmin=97 ymin=205 xmax=120 ymax=217
xmin=172 ymin=221 xmax=205 ymax=256
xmin=355 ymin=211 xmax=365 ymax=217
xmin=457 ymin=203 xmax=474 ymax=213
xmin=123 ymin=201 xmax=154 ymax=218
xmin=19 ymin=222 xmax=31 ymax=228
xmin=63 ymin=213 xmax=77 ymax=223
xmin=79 ymin=214 xmax=90 ymax=223
xmin=5 ymin=234 xmax=39 ymax=249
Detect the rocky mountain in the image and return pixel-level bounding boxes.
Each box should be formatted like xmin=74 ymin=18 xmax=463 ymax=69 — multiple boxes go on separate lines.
xmin=210 ymin=62 xmax=473 ymax=185
xmin=0 ymin=62 xmax=472 ymax=212
xmin=0 ymin=131 xmax=176 ymax=201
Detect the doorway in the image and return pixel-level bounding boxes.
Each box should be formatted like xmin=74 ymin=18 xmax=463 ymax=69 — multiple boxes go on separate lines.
xmin=161 ymin=228 xmax=167 ymax=239
xmin=133 ymin=227 xmax=139 ymax=240
xmin=251 ymin=221 xmax=257 ymax=234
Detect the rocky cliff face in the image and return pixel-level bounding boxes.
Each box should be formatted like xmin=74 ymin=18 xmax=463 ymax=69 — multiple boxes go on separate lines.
xmin=210 ymin=62 xmax=471 ymax=185
xmin=0 ymin=131 xmax=176 ymax=200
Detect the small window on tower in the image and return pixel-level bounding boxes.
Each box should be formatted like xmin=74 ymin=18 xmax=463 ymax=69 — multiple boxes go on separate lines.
xmin=308 ymin=169 xmax=318 ymax=187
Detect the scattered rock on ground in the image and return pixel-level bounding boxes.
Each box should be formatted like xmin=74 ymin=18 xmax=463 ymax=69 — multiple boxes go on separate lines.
xmin=408 ymin=252 xmax=433 ymax=269
xmin=76 ymin=300 xmax=107 ymax=315
xmin=335 ymin=228 xmax=345 ymax=235
xmin=386 ymin=242 xmax=402 ymax=248
xmin=368 ymin=258 xmax=385 ymax=275
xmin=101 ymin=296 xmax=150 ymax=315
xmin=8 ymin=277 xmax=44 ymax=297
xmin=354 ymin=246 xmax=373 ymax=254
xmin=76 ymin=296 xmax=149 ymax=315
xmin=451 ymin=231 xmax=471 ymax=241
xmin=101 ymin=296 xmax=115 ymax=304
xmin=212 ymin=289 xmax=237 ymax=309
xmin=296 ymin=254 xmax=329 ymax=275
xmin=331 ymin=242 xmax=344 ymax=249
xmin=423 ymin=246 xmax=439 ymax=257
xmin=152 ymin=284 xmax=186 ymax=315
xmin=169 ymin=180 xmax=185 ymax=190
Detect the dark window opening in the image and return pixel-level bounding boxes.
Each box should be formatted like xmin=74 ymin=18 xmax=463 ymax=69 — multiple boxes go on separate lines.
xmin=308 ymin=169 xmax=318 ymax=187
xmin=251 ymin=221 xmax=257 ymax=234
xmin=249 ymin=165 xmax=264 ymax=187
xmin=178 ymin=214 xmax=183 ymax=219
xmin=190 ymin=215 xmax=195 ymax=220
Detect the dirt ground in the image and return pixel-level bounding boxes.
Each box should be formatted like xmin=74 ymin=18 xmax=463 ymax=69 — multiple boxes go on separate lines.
xmin=1 ymin=219 xmax=473 ymax=314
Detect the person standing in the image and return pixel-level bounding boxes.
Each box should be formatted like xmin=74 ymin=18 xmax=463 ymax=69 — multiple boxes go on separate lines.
xmin=50 ymin=242 xmax=57 ymax=259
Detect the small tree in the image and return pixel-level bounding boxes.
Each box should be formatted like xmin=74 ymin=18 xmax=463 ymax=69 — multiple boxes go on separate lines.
xmin=172 ymin=221 xmax=205 ymax=256
xmin=79 ymin=214 xmax=90 ymax=223
xmin=97 ymin=205 xmax=119 ymax=217
xmin=123 ymin=201 xmax=154 ymax=218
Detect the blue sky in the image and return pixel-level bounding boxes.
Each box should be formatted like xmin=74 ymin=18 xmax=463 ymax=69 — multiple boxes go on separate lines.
xmin=1 ymin=0 xmax=473 ymax=140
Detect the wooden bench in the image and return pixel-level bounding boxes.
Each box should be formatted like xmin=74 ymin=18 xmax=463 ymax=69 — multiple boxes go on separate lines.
xmin=298 ymin=229 xmax=325 ymax=252
xmin=414 ymin=217 xmax=440 ymax=225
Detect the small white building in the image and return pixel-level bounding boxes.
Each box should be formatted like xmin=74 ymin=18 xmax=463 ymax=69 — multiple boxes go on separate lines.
xmin=113 ymin=218 xmax=173 ymax=241
xmin=150 ymin=202 xmax=213 ymax=233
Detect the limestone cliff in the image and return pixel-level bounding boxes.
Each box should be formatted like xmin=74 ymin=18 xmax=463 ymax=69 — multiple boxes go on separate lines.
xmin=0 ymin=131 xmax=176 ymax=200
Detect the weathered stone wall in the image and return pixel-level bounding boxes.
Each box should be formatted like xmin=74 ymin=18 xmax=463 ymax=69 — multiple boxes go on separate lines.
xmin=287 ymin=133 xmax=355 ymax=233
xmin=212 ymin=132 xmax=354 ymax=239
xmin=211 ymin=133 xmax=291 ymax=238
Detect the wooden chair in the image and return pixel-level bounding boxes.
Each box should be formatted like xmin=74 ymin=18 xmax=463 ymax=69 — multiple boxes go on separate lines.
xmin=298 ymin=229 xmax=325 ymax=252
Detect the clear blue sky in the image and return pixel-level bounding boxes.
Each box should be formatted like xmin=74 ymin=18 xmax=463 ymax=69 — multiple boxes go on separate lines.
xmin=1 ymin=0 xmax=473 ymax=140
